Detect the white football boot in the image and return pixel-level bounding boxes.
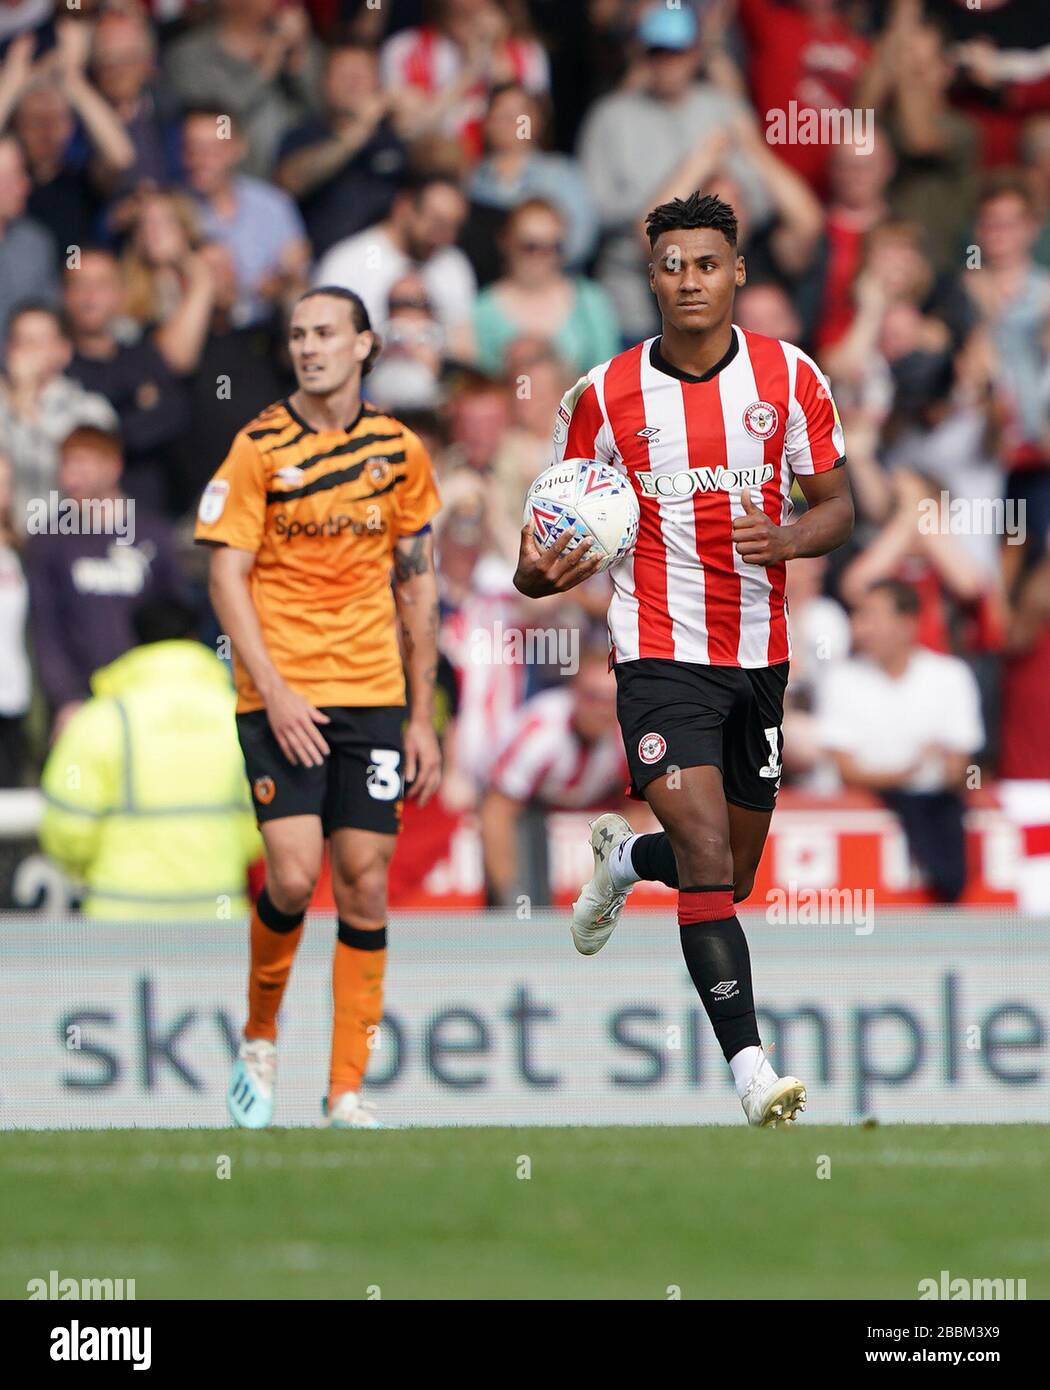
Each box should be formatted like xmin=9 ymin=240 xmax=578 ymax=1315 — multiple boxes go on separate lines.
xmin=571 ymin=812 xmax=635 ymax=956
xmin=740 ymin=1048 xmax=807 ymax=1128
xmin=324 ymin=1091 xmax=382 ymax=1129
xmin=228 ymin=1039 xmax=276 ymax=1129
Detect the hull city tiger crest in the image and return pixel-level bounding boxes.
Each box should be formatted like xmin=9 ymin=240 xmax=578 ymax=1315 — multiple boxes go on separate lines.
xmin=253 ymin=776 xmax=276 ymax=806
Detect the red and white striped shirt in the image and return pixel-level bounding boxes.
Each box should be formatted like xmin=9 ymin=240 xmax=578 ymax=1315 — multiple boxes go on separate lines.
xmin=488 ymin=687 xmax=627 ymax=809
xmin=551 ymin=327 xmax=846 ymax=669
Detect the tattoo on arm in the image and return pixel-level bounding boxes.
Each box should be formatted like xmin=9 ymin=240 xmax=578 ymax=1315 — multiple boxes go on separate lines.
xmin=394 ymin=532 xmax=431 ymax=583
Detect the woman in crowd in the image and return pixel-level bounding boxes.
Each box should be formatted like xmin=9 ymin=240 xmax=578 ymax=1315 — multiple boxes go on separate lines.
xmin=472 ymin=197 xmax=620 ymax=376
xmin=122 ymin=188 xmax=216 ymax=375
xmin=467 ymin=81 xmax=597 ymax=275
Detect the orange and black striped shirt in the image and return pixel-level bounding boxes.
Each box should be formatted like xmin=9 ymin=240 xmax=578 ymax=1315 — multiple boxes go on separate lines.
xmin=194 ymin=398 xmax=441 ymax=713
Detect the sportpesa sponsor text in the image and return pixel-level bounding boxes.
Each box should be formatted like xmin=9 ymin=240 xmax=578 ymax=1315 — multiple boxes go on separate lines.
xmin=272 ymin=512 xmax=389 ymax=541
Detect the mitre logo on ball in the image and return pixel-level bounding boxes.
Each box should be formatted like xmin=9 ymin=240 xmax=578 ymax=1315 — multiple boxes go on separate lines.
xmin=523 ymin=458 xmax=640 ymax=574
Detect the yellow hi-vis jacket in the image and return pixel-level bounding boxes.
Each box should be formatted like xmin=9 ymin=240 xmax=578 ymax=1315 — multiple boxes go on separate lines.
xmin=40 ymin=640 xmax=262 ymax=920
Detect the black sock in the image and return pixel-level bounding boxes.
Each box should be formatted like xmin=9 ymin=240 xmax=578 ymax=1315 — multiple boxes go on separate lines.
xmin=257 ymin=887 xmax=305 ymax=934
xmin=679 ymin=912 xmax=760 ymax=1062
xmin=629 ymin=832 xmax=679 ymax=887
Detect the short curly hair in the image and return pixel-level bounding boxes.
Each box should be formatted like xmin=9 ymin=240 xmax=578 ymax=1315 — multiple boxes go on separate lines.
xmin=645 ymin=191 xmax=738 ymax=251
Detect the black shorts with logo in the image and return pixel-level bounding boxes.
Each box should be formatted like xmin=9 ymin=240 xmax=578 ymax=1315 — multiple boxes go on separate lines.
xmin=236 ymin=706 xmax=405 ymax=835
xmin=614 ymin=659 xmax=788 ymax=813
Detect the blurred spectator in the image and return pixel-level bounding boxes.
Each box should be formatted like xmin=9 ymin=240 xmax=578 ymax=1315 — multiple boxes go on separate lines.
xmin=24 ymin=426 xmax=184 ymax=735
xmin=275 ymin=38 xmax=407 ymax=258
xmin=164 ymin=0 xmax=322 ymax=177
xmin=965 ymin=176 xmax=1050 ymax=554
xmin=0 ymin=1 xmax=53 ymax=49
xmin=816 ymin=578 xmax=984 ymax=902
xmin=936 ymin=0 xmax=1050 ymax=167
xmin=0 ymin=303 xmax=117 ymax=522
xmin=90 ymin=8 xmax=180 ymax=192
xmin=824 ymin=220 xmax=976 ymax=425
xmin=4 ymin=23 xmax=136 ymax=252
xmin=380 ymin=0 xmax=550 ymax=162
xmin=181 ymin=107 xmax=310 ymax=328
xmin=171 ymin=238 xmax=293 ymax=513
xmin=315 ymin=171 xmax=476 ymax=359
xmin=813 ymin=131 xmax=895 ymax=352
xmin=1021 ymin=114 xmax=1050 ymax=271
xmin=0 ymin=131 xmax=55 ymax=337
xmin=439 ymin=367 xmax=509 ymax=477
xmin=839 ymin=468 xmax=997 ymax=660
xmin=577 ymin=0 xmax=770 ymax=340
xmin=736 ymin=0 xmax=870 ymax=197
xmin=882 ymin=350 xmax=1004 ymax=590
xmin=0 ymin=449 xmax=29 ymax=787
xmin=121 ymin=189 xmax=216 ymax=375
xmin=735 ymin=281 xmax=802 ymax=343
xmin=478 ymin=643 xmax=628 ymax=906
xmin=488 ymin=342 xmax=575 ymax=554
xmin=466 ymin=80 xmax=598 ymax=278
xmin=859 ymin=5 xmax=979 ymax=267
xmin=473 ymin=198 xmax=619 ymax=377
xmin=365 ymin=271 xmax=445 ymax=411
xmin=63 ymin=247 xmax=192 ymax=512
xmin=1000 ymin=550 xmax=1050 ymax=780
xmin=781 ymin=553 xmax=850 ymax=779
xmin=39 ymin=595 xmax=260 ymax=920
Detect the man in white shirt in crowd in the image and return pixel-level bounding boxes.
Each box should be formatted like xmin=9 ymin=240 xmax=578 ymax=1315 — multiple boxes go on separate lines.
xmin=816 ymin=578 xmax=985 ymax=901
xmin=313 ymin=171 xmax=476 ymax=361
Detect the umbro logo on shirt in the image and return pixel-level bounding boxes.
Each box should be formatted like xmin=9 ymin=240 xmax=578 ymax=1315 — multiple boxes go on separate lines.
xmin=636 ymin=426 xmax=661 ymax=439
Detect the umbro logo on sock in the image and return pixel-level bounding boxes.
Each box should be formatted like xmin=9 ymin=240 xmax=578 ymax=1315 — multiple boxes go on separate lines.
xmin=711 ymin=980 xmax=739 ymax=999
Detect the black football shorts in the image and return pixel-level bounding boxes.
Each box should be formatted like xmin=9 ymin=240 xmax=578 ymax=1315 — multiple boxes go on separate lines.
xmin=614 ymin=658 xmax=788 ymax=812
xmin=236 ymin=705 xmax=405 ymax=835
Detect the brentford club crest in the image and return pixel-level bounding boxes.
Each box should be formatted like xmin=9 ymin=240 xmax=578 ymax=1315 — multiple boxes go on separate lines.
xmin=743 ymin=401 xmax=779 ymax=440
xmin=638 ymin=732 xmax=667 ymax=765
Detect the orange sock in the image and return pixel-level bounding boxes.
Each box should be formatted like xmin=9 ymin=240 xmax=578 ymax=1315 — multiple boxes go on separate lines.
xmin=329 ymin=919 xmax=387 ymax=1104
xmin=245 ymin=889 xmax=305 ymax=1043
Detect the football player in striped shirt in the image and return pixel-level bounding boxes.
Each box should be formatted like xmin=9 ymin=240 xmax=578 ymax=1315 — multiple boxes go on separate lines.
xmin=196 ymin=286 xmax=442 ymax=1129
xmin=513 ymin=193 xmax=854 ymax=1126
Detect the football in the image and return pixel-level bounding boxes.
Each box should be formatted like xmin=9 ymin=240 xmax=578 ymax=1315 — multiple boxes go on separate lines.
xmin=523 ymin=458 xmax=640 ymax=574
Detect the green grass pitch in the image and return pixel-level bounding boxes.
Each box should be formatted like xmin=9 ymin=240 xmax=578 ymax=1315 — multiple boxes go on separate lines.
xmin=2 ymin=1126 xmax=1046 ymax=1300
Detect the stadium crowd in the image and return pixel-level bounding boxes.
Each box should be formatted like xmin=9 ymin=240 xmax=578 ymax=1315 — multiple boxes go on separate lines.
xmin=2 ymin=0 xmax=1050 ymax=904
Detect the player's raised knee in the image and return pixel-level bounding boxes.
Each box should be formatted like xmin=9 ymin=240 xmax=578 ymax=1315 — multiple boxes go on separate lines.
xmin=670 ymin=828 xmax=732 ymax=886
